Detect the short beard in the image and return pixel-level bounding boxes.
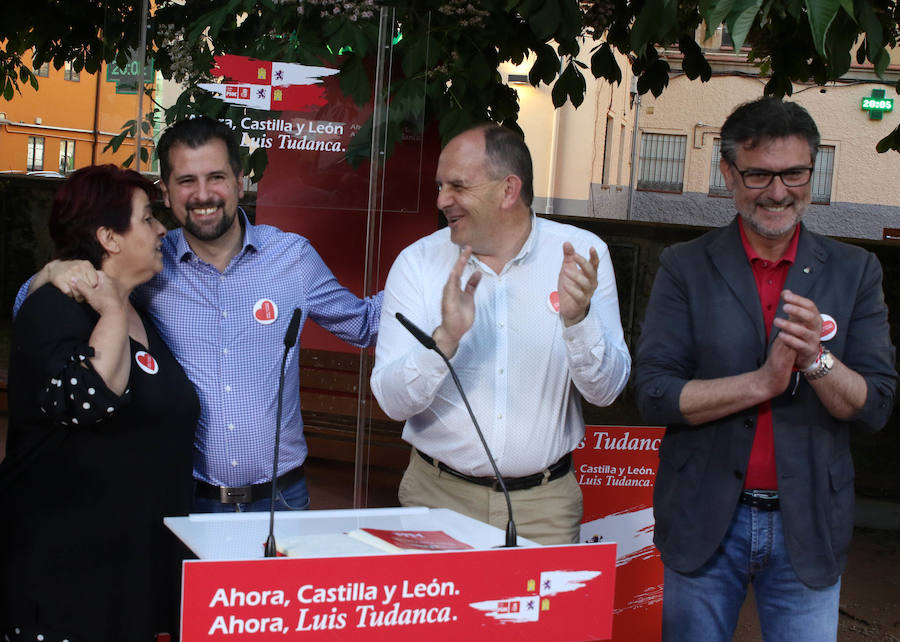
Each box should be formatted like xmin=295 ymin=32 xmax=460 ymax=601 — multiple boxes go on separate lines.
xmin=739 ymin=203 xmax=803 ymax=240
xmin=183 ymin=205 xmax=236 ymax=241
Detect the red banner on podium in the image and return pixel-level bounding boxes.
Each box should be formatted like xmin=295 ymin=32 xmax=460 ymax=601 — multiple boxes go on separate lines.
xmin=181 ymin=544 xmax=616 ymax=641
xmin=576 ymin=426 xmax=666 ymax=642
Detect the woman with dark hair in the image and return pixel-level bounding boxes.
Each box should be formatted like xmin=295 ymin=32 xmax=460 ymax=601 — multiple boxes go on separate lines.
xmin=0 ymin=165 xmax=200 ymax=641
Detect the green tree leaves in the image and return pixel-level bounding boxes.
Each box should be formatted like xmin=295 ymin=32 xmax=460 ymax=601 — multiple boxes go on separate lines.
xmin=805 ymin=0 xmax=842 ymax=56
xmin=552 ymin=61 xmax=586 ymax=108
xmin=724 ymin=0 xmax=763 ymax=51
xmin=590 ymin=43 xmax=622 ymax=86
xmin=5 ymin=0 xmax=900 ymax=177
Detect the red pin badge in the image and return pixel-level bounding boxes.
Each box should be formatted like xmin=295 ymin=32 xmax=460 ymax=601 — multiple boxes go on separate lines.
xmin=135 ymin=351 xmax=159 ymax=375
xmin=820 ymin=313 xmax=837 ymax=341
xmin=253 ymin=298 xmax=279 ymax=325
xmin=548 ymin=291 xmax=560 ymax=314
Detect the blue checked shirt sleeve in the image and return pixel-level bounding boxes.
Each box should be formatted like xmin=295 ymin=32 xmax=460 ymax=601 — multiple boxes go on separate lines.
xmin=13 ymin=275 xmax=34 ymax=317
xmin=302 ymin=244 xmax=383 ymax=347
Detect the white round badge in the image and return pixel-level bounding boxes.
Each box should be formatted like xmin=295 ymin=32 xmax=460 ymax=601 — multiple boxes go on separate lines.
xmin=547 ymin=291 xmax=560 ymax=314
xmin=253 ymin=298 xmax=279 ymax=325
xmin=135 ymin=351 xmax=159 ymax=375
xmin=820 ymin=313 xmax=837 ymax=341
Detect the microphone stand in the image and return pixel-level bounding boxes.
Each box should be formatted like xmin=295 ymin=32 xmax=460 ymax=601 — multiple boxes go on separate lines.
xmin=265 ymin=308 xmax=303 ymax=558
xmin=395 ymin=312 xmax=518 ymax=547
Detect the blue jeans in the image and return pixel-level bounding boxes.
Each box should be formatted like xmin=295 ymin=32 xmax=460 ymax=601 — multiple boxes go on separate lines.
xmin=662 ymin=503 xmax=841 ymax=642
xmin=191 ymin=474 xmax=311 ymax=513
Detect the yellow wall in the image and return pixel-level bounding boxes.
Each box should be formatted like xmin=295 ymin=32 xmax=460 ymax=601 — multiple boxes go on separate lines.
xmin=504 ymin=43 xmax=637 ymax=216
xmin=638 ymin=74 xmax=900 ymax=206
xmin=511 ymin=38 xmax=900 ymax=231
xmin=0 ymin=49 xmax=154 ymax=173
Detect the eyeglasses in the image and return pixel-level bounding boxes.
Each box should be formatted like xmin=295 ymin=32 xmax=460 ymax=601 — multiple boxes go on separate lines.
xmin=731 ymin=164 xmax=814 ymax=189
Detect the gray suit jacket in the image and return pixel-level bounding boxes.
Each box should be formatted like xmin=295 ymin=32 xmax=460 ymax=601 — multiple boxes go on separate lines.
xmin=635 ymin=218 xmax=896 ymax=588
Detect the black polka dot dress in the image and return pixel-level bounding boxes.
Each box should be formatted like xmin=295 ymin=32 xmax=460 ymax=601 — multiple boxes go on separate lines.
xmin=0 ymin=284 xmax=199 ymax=641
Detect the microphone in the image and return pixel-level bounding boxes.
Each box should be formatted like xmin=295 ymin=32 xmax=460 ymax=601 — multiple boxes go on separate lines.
xmin=265 ymin=308 xmax=303 ymax=558
xmin=284 ymin=308 xmax=303 ymax=347
xmin=395 ymin=312 xmax=436 ymax=350
xmin=394 ymin=312 xmax=518 ymax=547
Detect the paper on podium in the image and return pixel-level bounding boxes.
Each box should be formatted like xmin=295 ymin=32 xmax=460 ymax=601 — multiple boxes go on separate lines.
xmin=164 ymin=506 xmax=534 ymax=560
xmin=347 ymin=528 xmax=474 ymax=553
xmin=275 ymin=532 xmax=382 ymax=558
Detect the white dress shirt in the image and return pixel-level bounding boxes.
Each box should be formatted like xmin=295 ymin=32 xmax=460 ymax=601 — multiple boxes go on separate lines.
xmin=371 ymin=216 xmax=631 ymax=477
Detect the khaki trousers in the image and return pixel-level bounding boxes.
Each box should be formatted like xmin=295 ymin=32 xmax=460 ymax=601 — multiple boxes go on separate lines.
xmin=398 ymin=448 xmax=583 ymax=545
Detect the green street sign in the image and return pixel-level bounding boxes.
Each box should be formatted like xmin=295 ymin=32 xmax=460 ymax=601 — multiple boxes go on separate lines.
xmin=861 ymin=88 xmax=893 ymax=120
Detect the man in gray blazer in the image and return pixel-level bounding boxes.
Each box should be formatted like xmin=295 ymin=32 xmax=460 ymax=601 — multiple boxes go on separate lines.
xmin=635 ymin=98 xmax=896 ymax=641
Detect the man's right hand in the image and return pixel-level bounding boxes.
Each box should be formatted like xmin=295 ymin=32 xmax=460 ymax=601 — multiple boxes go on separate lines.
xmin=756 ymin=333 xmax=798 ymax=398
xmin=34 ymin=259 xmax=99 ymax=302
xmin=433 ymin=246 xmax=482 ymax=358
xmin=71 ymin=271 xmax=127 ymax=317
xmin=679 ymin=335 xmax=798 ymax=426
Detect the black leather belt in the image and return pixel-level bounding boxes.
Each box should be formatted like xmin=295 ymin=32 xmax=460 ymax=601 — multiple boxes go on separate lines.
xmin=739 ymin=489 xmax=780 ymax=511
xmin=195 ymin=465 xmax=305 ymax=504
xmin=417 ymin=450 xmax=571 ymax=492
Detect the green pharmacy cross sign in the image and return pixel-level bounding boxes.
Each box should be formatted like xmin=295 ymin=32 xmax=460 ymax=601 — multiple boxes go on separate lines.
xmin=861 ymin=89 xmax=894 ymax=120
xmin=106 ymin=53 xmax=155 ymax=94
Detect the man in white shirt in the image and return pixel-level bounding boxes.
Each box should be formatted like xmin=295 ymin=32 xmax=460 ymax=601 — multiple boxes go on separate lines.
xmin=370 ymin=124 xmax=631 ymax=544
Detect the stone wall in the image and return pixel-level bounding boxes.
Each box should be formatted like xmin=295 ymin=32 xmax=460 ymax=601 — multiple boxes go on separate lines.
xmin=628 ymin=189 xmax=900 ymax=240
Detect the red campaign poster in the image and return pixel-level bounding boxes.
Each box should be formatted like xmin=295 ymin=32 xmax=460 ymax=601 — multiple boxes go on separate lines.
xmin=576 ymin=426 xmax=666 ymax=642
xmin=180 ymin=544 xmax=616 ymax=641
xmin=204 ymin=54 xmax=440 ymax=353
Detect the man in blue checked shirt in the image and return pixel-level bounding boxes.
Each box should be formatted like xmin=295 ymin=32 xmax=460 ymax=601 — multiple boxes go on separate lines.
xmin=17 ymin=117 xmax=383 ymax=512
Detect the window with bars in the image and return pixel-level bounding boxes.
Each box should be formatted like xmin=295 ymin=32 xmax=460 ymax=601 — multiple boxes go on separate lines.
xmin=637 ymin=133 xmax=686 ymax=192
xmin=59 ymin=140 xmax=76 ymax=173
xmin=811 ymin=146 xmax=835 ymax=204
xmin=617 ymin=124 xmax=626 ymax=184
xmin=709 ymin=139 xmax=730 ymax=196
xmin=64 ymin=61 xmax=80 ymax=82
xmin=34 ymin=61 xmax=49 ymax=77
xmin=27 ymin=137 xmax=45 ymax=171
xmin=720 ymin=27 xmax=734 ymax=50
xmin=709 ymin=140 xmax=834 ymax=204
xmin=601 ymin=116 xmax=614 ymax=185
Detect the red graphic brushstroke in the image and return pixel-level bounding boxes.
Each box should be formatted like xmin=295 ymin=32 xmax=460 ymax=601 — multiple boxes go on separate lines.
xmin=271 ymin=83 xmax=329 ymax=110
xmin=212 ymin=55 xmax=273 ymax=84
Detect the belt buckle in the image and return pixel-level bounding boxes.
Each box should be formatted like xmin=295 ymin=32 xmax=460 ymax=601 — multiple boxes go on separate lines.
xmin=741 ymin=490 xmax=779 ymax=511
xmin=220 ymin=485 xmax=252 ymax=503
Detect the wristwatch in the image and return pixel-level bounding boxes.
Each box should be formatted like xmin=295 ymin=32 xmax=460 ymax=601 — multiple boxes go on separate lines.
xmin=804 ymin=347 xmax=834 ymax=380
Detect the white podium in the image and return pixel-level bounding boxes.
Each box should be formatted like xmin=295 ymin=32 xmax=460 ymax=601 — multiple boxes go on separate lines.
xmin=165 ymin=509 xmax=616 ymax=641
xmin=165 ymin=506 xmax=533 ymax=560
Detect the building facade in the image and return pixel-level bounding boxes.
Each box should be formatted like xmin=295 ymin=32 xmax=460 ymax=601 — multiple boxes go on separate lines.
xmin=514 ymin=32 xmax=900 ymax=241
xmin=0 ymin=49 xmax=156 ymax=175
xmin=501 ymin=45 xmax=639 ymax=221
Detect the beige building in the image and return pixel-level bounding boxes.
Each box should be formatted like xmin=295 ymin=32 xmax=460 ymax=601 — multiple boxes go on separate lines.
xmin=0 ymin=48 xmax=159 ymax=175
xmin=501 ymin=46 xmax=638 ymax=220
xmin=514 ymin=33 xmax=900 ymax=241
